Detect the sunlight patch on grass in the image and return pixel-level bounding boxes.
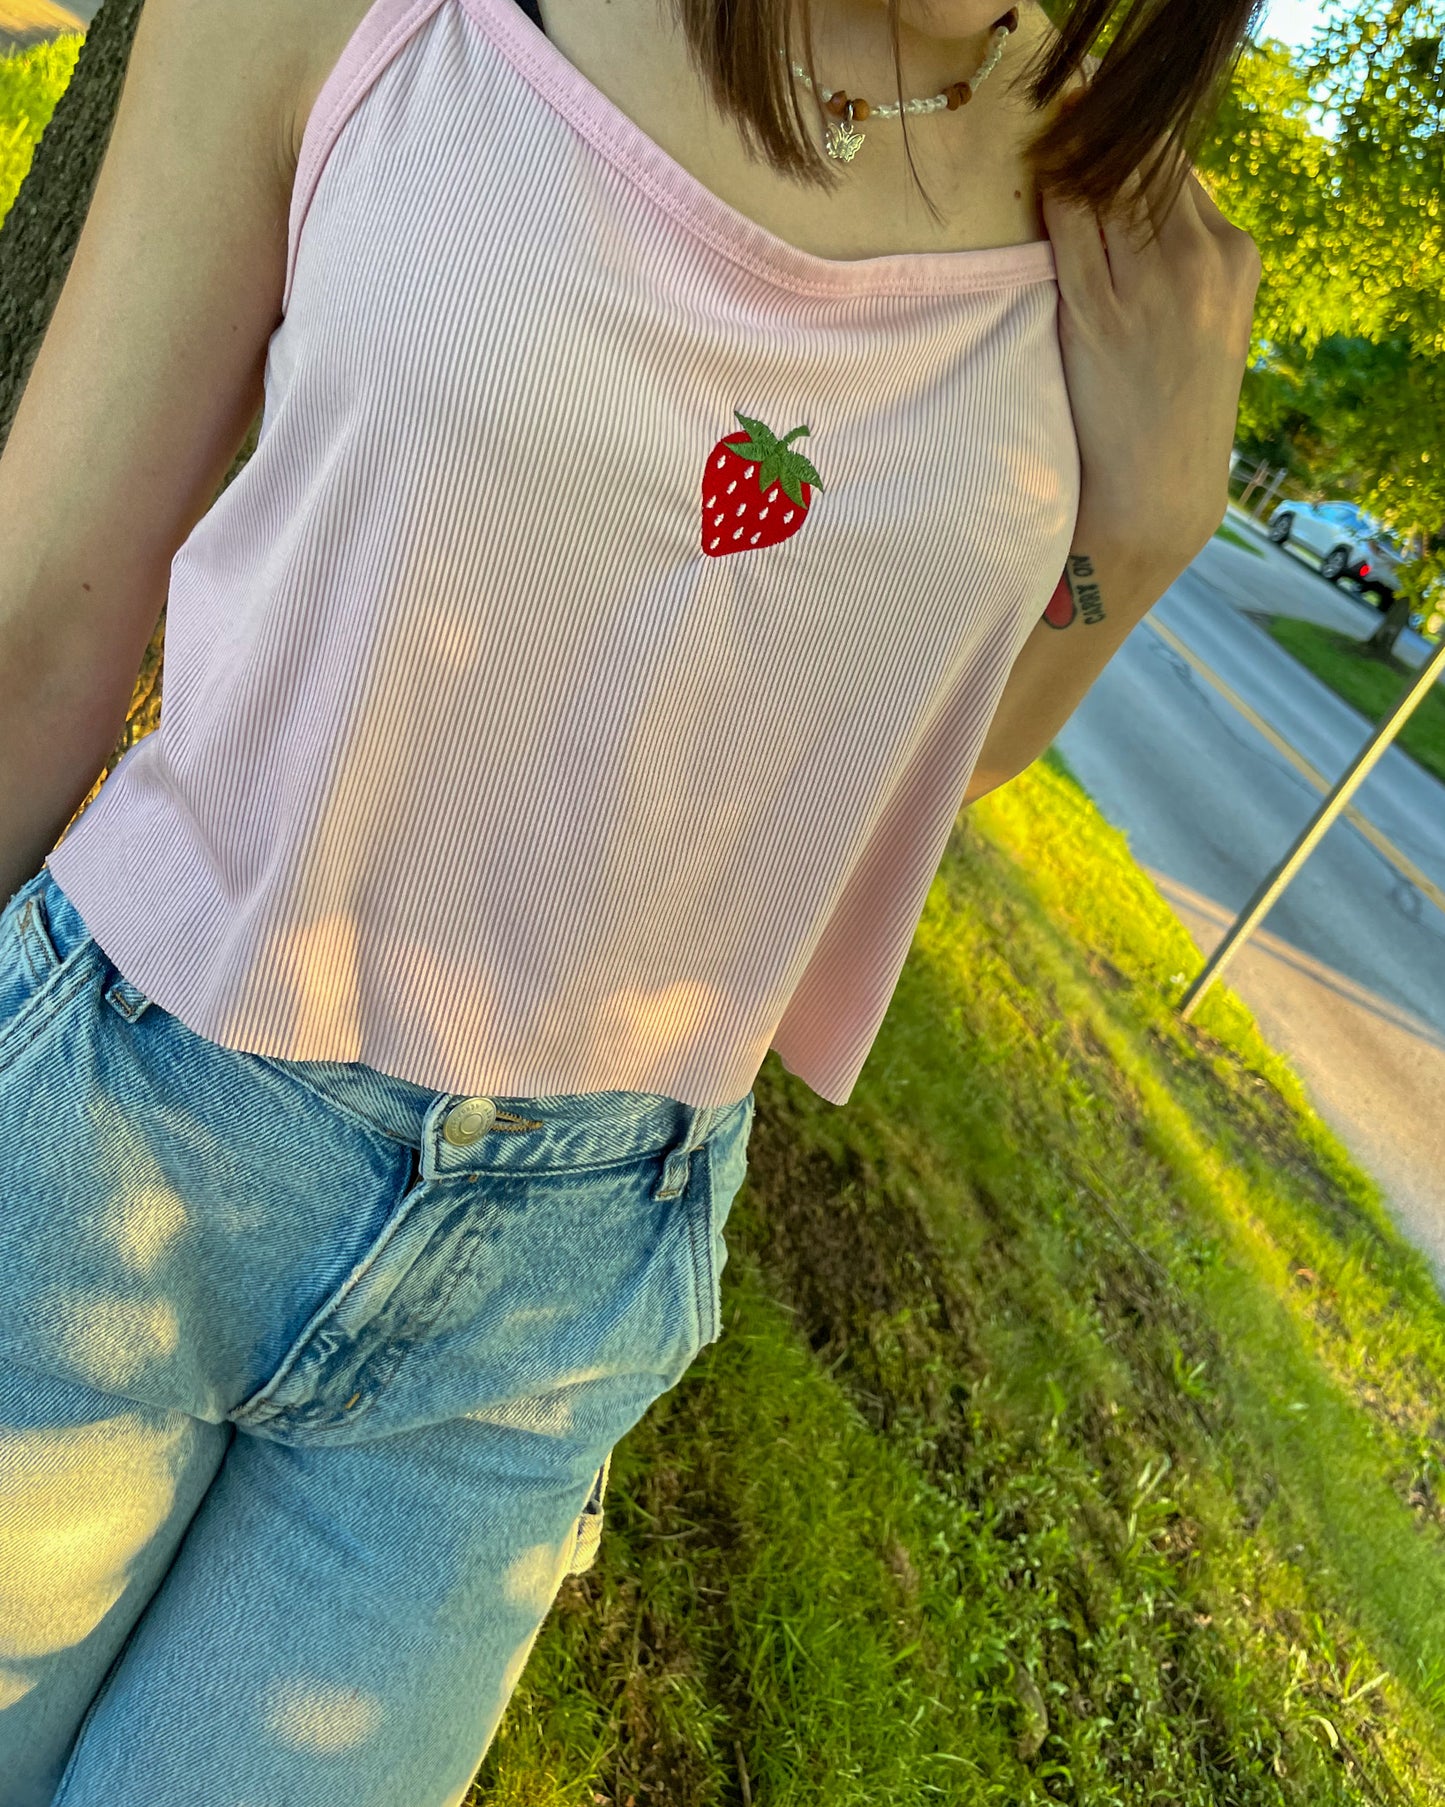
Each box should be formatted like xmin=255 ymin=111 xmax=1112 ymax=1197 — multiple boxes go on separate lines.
xmin=470 ymin=750 xmax=1445 ymax=1805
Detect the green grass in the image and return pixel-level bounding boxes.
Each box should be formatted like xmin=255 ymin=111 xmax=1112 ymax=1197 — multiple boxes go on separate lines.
xmin=469 ymin=748 xmax=1445 ymax=1805
xmin=0 ymin=35 xmax=83 ymax=228
xmin=1215 ymin=522 xmax=1268 ymax=557
xmin=1264 ymin=615 xmax=1445 ymax=788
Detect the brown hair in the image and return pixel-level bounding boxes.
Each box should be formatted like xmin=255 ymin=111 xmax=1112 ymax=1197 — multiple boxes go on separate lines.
xmin=670 ymin=0 xmax=1268 ymax=233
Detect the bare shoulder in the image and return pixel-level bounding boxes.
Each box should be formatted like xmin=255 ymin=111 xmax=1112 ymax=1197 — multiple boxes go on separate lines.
xmin=284 ymin=0 xmax=384 ymax=173
xmin=0 ymin=0 xmax=346 ymax=688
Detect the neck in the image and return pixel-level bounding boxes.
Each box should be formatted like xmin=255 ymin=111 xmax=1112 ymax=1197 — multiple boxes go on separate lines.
xmin=799 ymin=2 xmax=1019 ymax=106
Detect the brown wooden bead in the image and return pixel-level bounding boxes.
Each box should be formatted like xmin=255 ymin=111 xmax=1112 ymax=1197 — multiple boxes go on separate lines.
xmin=824 ymin=91 xmax=848 ymax=117
xmin=850 ymin=97 xmax=871 ymax=121
xmin=945 ymin=80 xmax=973 ymax=109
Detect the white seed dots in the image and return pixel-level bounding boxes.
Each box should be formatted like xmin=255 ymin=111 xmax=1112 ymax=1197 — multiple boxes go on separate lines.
xmin=783 ymin=509 xmax=795 ymax=523
xmin=715 ymin=456 xmax=726 ymax=469
xmin=767 ymin=487 xmax=779 ymax=502
xmin=744 ymin=465 xmax=755 ymax=478
xmin=732 ymin=525 xmax=744 ymax=540
xmin=709 ymin=536 xmax=720 ymax=550
xmin=713 ymin=513 xmax=724 ymax=526
xmin=735 ymin=503 xmax=747 ymax=516
xmin=726 ymin=479 xmax=737 ymax=495
xmin=749 ymin=532 xmax=761 ymax=544
xmin=760 ymin=507 xmax=770 ymax=518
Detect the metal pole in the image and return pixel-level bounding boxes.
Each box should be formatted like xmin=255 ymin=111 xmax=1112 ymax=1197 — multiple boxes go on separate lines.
xmin=1251 ymin=466 xmax=1287 ymax=521
xmin=1178 ymin=631 xmax=1445 ymax=1020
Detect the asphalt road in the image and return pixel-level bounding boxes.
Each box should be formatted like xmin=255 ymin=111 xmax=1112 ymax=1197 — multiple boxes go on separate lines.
xmin=1050 ymin=503 xmax=1445 ymax=1275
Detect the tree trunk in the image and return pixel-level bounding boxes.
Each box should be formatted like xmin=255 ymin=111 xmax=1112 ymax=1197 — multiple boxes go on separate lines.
xmin=0 ymin=0 xmax=260 ymax=829
xmin=0 ymin=0 xmax=144 ymax=450
xmin=1366 ymin=592 xmax=1414 ymax=660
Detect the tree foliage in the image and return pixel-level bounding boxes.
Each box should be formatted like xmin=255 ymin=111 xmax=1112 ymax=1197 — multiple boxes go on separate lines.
xmin=1199 ymin=6 xmax=1445 ymax=642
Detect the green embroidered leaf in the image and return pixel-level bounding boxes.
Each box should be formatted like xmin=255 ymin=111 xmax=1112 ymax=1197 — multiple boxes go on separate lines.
xmin=732 ymin=410 xmax=781 ymax=453
xmin=756 ymin=457 xmax=789 ymax=494
xmin=790 ymin=456 xmax=824 ymax=490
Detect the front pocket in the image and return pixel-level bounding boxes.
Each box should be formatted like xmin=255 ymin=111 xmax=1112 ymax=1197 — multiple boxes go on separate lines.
xmin=566 ymin=1451 xmax=612 ymax=1575
xmin=0 ymin=888 xmax=102 ymax=1074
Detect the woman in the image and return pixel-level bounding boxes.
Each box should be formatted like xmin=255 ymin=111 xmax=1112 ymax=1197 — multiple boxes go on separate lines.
xmin=0 ymin=0 xmax=1260 ymax=1792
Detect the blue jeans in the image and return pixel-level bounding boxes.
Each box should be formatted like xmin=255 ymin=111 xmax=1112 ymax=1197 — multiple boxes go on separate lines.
xmin=0 ymin=862 xmax=754 ymax=1806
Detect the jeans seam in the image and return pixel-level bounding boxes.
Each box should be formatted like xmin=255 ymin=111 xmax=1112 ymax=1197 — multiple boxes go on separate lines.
xmin=245 ymin=1057 xmax=419 ymax=1157
xmin=230 ymin=1180 xmax=438 ymax=1425
xmin=688 ymin=1141 xmax=719 ymax=1348
xmin=49 ymin=1614 xmax=132 ymax=1805
xmin=233 ymin=1190 xmax=494 ymax=1432
xmin=328 ymin=1208 xmax=494 ymax=1431
xmin=0 ymin=950 xmax=98 ymax=1076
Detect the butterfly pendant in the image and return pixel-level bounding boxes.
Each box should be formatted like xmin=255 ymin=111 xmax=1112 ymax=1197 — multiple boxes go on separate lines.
xmin=825 ymin=118 xmax=866 ymax=162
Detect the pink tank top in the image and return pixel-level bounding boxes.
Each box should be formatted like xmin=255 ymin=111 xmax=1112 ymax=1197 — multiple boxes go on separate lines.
xmin=47 ymin=0 xmax=1082 ymax=1108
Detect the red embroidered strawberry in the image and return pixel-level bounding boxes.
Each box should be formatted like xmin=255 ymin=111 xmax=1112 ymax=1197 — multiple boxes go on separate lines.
xmin=700 ymin=410 xmax=824 ymax=558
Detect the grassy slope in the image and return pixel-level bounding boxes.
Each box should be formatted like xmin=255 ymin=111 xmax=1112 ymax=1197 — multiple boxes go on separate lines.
xmin=1263 ymin=616 xmax=1445 ymax=789
xmin=0 ymin=34 xmax=80 ymax=222
xmin=1215 ymin=523 xmax=1268 ymax=558
xmin=471 ymin=750 xmax=1445 ymax=1807
xmin=1211 ymin=516 xmax=1444 ymax=785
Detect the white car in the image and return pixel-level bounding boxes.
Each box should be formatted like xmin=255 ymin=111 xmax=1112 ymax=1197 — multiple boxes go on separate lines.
xmin=1265 ymin=499 xmax=1440 ymax=626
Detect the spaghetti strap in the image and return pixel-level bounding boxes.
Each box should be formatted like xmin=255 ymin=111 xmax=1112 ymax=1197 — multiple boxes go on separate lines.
xmin=285 ymin=0 xmax=450 ymax=313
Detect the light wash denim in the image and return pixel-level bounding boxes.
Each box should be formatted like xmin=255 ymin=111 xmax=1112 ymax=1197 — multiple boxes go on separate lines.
xmin=0 ymin=860 xmax=754 ymax=1806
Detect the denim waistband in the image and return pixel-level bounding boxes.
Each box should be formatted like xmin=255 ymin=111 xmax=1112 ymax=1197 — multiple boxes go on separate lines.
xmin=28 ymin=860 xmax=748 ymax=1186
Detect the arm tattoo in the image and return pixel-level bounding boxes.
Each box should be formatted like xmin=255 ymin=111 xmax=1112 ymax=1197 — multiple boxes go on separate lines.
xmin=1043 ymin=552 xmax=1107 ymax=630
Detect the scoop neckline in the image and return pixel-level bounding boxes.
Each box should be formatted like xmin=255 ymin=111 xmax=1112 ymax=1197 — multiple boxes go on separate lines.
xmin=456 ymin=0 xmax=1059 ymax=298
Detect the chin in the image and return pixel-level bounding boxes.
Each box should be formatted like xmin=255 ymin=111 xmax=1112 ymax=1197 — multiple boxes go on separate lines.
xmin=886 ymin=0 xmax=1026 ymax=47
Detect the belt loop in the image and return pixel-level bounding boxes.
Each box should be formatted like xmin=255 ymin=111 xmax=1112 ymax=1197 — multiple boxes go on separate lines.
xmin=653 ymin=1102 xmax=719 ymax=1200
xmin=104 ymin=973 xmax=153 ymax=1021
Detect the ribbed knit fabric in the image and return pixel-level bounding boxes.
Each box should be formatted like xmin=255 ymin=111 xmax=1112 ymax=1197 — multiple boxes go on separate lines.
xmin=47 ymin=0 xmax=1085 ymax=1109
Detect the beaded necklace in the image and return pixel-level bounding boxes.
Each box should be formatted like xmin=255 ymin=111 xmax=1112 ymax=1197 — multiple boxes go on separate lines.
xmin=783 ymin=4 xmax=1020 ymax=162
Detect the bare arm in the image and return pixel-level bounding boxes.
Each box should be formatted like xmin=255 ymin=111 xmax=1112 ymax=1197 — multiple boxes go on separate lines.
xmin=965 ymin=77 xmax=1261 ymax=808
xmin=962 ymin=540 xmax=1170 ymax=804
xmin=0 ymin=0 xmax=306 ymax=909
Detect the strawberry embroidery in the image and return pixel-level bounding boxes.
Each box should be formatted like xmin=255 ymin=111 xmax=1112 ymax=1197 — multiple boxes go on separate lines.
xmin=700 ymin=410 xmax=824 ymax=558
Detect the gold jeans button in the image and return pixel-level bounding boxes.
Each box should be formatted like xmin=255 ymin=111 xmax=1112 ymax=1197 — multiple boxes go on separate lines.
xmin=442 ymin=1097 xmax=497 ymax=1146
